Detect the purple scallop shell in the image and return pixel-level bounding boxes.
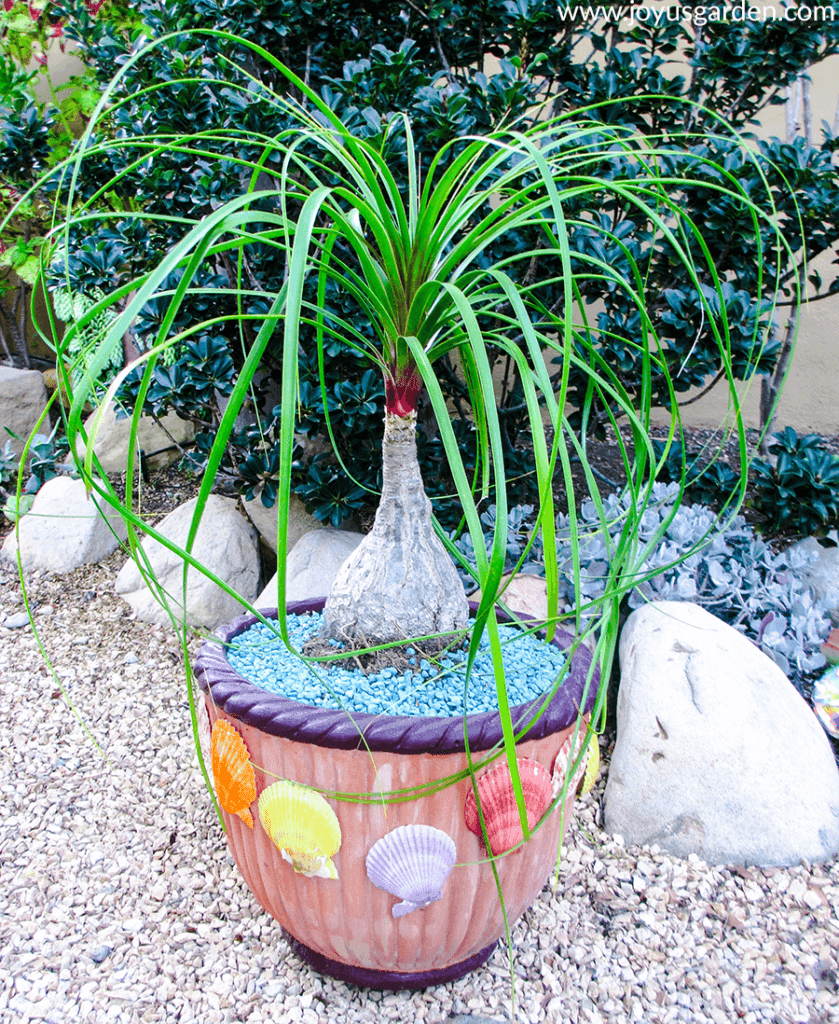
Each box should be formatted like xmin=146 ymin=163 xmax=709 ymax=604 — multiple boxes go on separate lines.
xmin=366 ymin=825 xmax=457 ymax=918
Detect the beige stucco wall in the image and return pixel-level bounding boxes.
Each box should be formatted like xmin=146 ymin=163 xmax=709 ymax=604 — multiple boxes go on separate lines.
xmin=668 ymin=53 xmax=839 ymax=434
xmin=30 ymin=39 xmax=86 ymax=105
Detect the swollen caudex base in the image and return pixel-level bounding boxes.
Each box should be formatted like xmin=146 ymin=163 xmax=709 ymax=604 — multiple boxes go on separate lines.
xmin=321 ymin=410 xmax=469 ymax=645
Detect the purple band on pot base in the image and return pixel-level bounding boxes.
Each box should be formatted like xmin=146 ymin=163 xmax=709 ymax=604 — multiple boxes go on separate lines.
xmin=284 ymin=931 xmax=498 ymax=990
xmin=195 ymin=599 xmax=599 ymax=755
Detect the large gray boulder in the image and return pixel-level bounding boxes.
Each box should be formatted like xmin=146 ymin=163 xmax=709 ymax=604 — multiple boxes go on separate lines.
xmin=72 ymin=401 xmax=194 ymax=473
xmin=1 ymin=476 xmax=127 ymax=573
xmin=605 ymin=601 xmax=839 ymax=867
xmin=256 ymin=528 xmax=364 ymax=608
xmin=239 ymin=493 xmax=322 ymax=554
xmin=115 ymin=495 xmax=259 ymax=628
xmin=0 ymin=366 xmax=48 ymax=455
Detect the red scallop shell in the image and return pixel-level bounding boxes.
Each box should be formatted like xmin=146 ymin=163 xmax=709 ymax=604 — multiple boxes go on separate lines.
xmin=463 ymin=757 xmax=552 ymax=855
xmin=551 ymin=730 xmax=588 ymax=800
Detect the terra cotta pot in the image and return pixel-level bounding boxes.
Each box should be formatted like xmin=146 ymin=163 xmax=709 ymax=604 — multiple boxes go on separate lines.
xmin=194 ymin=599 xmax=598 ymax=990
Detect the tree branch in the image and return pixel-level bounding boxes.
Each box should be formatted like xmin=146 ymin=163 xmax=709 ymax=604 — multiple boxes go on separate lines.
xmin=776 ymin=289 xmax=838 ymax=306
xmin=785 ymin=78 xmax=800 ymax=141
xmin=404 ymin=0 xmax=452 ymax=76
xmin=677 ymin=366 xmax=725 ymax=406
xmin=0 ymin=301 xmax=14 ymax=365
xmin=759 ymin=309 xmax=798 ymax=446
xmin=303 ymin=44 xmax=312 ymax=102
xmin=724 ymin=75 xmax=757 ymax=123
xmin=803 ymin=75 xmax=813 ymax=147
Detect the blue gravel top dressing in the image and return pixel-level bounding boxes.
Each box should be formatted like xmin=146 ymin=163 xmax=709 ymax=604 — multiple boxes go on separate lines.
xmin=225 ymin=612 xmax=569 ymax=718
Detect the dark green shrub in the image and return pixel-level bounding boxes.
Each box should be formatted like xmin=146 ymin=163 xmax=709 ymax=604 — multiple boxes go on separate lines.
xmin=752 ymin=428 xmax=839 ymax=537
xmin=652 ymin=438 xmax=743 ymax=511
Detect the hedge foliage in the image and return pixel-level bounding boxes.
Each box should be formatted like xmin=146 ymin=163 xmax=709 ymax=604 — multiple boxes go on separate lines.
xmin=3 ymin=0 xmax=838 ymax=525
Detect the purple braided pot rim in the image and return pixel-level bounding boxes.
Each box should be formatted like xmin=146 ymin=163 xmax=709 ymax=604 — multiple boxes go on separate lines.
xmin=194 ymin=598 xmax=598 ymax=755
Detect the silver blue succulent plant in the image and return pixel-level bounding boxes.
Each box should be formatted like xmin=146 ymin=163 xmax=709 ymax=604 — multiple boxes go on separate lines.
xmin=453 ymin=483 xmax=833 ymax=681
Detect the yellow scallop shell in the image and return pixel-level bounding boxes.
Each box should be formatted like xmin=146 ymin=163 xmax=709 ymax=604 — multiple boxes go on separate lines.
xmin=258 ymin=780 xmax=341 ymax=879
xmin=580 ymin=734 xmax=600 ymax=795
xmin=211 ymin=719 xmax=256 ymax=828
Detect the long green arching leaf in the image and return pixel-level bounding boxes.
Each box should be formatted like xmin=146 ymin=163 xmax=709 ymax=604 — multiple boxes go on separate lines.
xmin=274 ymin=137 xmax=401 ymax=337
xmin=413 ymin=284 xmax=543 ymax=843
xmin=483 ymin=281 xmax=560 ymax=633
xmin=310 ymin=250 xmax=390 ymax=503
xmin=424 ymin=133 xmax=613 ymax=280
xmin=456 ymin=344 xmax=491 ymax=502
xmin=59 ymin=191 xmax=282 ymax=442
xmin=7 ymin=391 xmax=114 ymax=764
xmin=271 ymin=184 xmax=336 ymax=639
xmin=181 ymin=282 xmax=292 ymax=628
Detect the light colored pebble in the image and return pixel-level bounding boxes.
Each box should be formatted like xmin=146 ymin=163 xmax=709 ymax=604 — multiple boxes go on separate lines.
xmin=4 ymin=611 xmax=30 ymax=629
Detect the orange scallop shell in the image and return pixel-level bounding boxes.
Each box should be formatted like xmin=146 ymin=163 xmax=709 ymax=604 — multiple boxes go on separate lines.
xmin=463 ymin=757 xmax=552 ymax=856
xmin=211 ymin=719 xmax=256 ymax=828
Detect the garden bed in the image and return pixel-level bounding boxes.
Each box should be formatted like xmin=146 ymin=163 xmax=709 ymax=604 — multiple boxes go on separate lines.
xmin=0 ymin=548 xmax=837 ymax=1022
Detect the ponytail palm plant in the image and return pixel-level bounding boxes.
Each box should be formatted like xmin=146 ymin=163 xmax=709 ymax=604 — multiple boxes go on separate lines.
xmin=37 ymin=32 xmax=795 ymax=808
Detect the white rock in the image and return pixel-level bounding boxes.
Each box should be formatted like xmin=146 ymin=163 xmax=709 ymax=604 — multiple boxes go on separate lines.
xmin=604 ymin=601 xmax=839 ymax=867
xmin=72 ymin=401 xmax=194 ymax=473
xmin=114 ymin=495 xmax=259 ymax=628
xmin=475 ymin=573 xmax=552 ymax=621
xmin=0 ymin=476 xmax=128 ymax=573
xmin=255 ymin=528 xmax=364 ymax=608
xmin=0 ymin=366 xmax=48 ymax=456
xmin=240 ymin=493 xmax=322 ymax=554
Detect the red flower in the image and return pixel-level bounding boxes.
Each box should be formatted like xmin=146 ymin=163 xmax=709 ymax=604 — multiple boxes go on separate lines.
xmin=28 ymin=2 xmax=42 ymax=19
xmin=50 ymin=19 xmax=64 ymax=36
xmin=0 ymin=240 xmax=6 ymax=256
xmin=35 ymin=50 xmax=48 ymax=65
xmin=84 ymin=0 xmax=106 ymax=14
xmin=3 ymin=0 xmax=16 ymax=12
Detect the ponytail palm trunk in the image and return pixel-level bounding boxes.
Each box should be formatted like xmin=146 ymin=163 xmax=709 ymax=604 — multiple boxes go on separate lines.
xmin=322 ymin=400 xmax=469 ymax=643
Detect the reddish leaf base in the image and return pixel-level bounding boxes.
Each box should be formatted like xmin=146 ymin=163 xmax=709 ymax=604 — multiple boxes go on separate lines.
xmin=384 ymin=371 xmax=421 ymax=417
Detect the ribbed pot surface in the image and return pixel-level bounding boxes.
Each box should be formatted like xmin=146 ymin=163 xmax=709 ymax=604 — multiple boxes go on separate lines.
xmin=206 ymin=704 xmax=580 ymax=972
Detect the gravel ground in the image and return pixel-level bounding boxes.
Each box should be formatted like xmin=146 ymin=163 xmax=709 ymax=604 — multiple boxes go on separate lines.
xmin=1 ymin=552 xmax=839 ymax=1024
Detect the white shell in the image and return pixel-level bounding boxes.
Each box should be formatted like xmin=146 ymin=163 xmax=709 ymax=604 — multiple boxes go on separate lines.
xmin=366 ymin=825 xmax=457 ymax=917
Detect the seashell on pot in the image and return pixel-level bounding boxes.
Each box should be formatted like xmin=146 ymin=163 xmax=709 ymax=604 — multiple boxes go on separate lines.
xmin=580 ymin=734 xmax=600 ymax=794
xmin=463 ymin=757 xmax=552 ymax=856
xmin=552 ymin=730 xmax=599 ymax=799
xmin=366 ymin=824 xmax=457 ymax=918
xmin=258 ymin=779 xmax=342 ymax=879
xmin=211 ymin=719 xmax=256 ymax=828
